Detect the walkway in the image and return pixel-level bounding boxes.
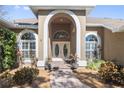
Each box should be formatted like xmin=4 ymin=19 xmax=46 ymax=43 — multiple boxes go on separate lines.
xmin=51 ymin=61 xmax=70 ymax=69
xmin=50 ymin=69 xmax=90 ymax=88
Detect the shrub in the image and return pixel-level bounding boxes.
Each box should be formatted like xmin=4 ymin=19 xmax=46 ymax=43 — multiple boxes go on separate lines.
xmin=98 ymin=62 xmax=124 ymax=85
xmin=98 ymin=62 xmax=118 ymax=83
xmin=87 ymin=59 xmax=105 ymax=70
xmin=13 ymin=67 xmax=39 ymax=85
xmin=0 ymin=28 xmax=16 ymax=72
xmin=0 ymin=72 xmax=14 ymax=87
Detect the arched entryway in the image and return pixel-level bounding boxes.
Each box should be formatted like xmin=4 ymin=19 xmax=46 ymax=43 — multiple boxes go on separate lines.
xmin=42 ymin=10 xmax=84 ymax=66
xmin=48 ymin=13 xmax=76 ymax=61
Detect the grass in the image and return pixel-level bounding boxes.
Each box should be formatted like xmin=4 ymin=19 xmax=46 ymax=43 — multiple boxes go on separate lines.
xmin=87 ymin=59 xmax=105 ymax=70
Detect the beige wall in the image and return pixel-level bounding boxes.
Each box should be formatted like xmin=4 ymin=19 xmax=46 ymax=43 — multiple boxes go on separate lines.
xmin=75 ymin=10 xmax=86 ymax=60
xmin=38 ymin=10 xmax=55 ymax=60
xmin=68 ymin=10 xmax=86 ymax=61
xmin=38 ymin=15 xmax=46 ymax=60
xmin=104 ymin=29 xmax=124 ymax=65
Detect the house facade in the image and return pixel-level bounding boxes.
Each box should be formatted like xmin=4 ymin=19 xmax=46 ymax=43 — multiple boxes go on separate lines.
xmin=1 ymin=6 xmax=124 ymax=67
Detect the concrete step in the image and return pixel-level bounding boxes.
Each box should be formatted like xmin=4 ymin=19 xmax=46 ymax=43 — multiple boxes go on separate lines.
xmin=51 ymin=61 xmax=70 ymax=69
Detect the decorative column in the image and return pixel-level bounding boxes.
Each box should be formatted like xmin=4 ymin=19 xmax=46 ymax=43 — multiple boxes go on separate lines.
xmin=48 ymin=37 xmax=52 ymax=63
xmin=76 ymin=15 xmax=87 ymax=66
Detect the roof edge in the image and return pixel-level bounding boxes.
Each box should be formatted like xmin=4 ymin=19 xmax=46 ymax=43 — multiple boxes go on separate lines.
xmin=30 ymin=6 xmax=95 ymax=17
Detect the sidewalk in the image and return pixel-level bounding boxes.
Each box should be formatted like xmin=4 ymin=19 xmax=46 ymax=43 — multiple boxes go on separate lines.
xmin=50 ymin=69 xmax=90 ymax=88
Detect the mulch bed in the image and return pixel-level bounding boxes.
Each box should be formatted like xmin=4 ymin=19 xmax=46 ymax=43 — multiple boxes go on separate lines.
xmin=0 ymin=66 xmax=50 ymax=88
xmin=73 ymin=68 xmax=124 ymax=88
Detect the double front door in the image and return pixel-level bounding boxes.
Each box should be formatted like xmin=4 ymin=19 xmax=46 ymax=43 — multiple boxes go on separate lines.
xmin=52 ymin=42 xmax=70 ymax=61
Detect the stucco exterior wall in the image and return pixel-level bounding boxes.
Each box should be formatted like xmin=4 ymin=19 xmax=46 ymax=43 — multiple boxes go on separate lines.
xmin=103 ymin=29 xmax=112 ymax=61
xmin=70 ymin=23 xmax=76 ymax=55
xmin=38 ymin=16 xmax=45 ymax=60
xmin=76 ymin=10 xmax=86 ymax=60
xmin=104 ymin=29 xmax=124 ymax=65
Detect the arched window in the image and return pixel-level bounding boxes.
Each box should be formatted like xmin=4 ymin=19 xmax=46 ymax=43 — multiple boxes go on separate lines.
xmin=85 ymin=34 xmax=101 ymax=60
xmin=21 ymin=32 xmax=36 ymax=60
xmin=53 ymin=31 xmax=70 ymax=41
xmin=21 ymin=32 xmax=35 ymax=40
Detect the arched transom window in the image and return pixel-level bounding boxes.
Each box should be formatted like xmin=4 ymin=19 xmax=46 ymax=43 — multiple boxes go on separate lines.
xmin=53 ymin=31 xmax=70 ymax=41
xmin=85 ymin=34 xmax=101 ymax=60
xmin=21 ymin=32 xmax=36 ymax=60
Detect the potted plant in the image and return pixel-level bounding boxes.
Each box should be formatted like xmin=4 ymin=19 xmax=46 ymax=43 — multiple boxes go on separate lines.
xmin=45 ymin=57 xmax=52 ymax=71
xmin=70 ymin=54 xmax=79 ymax=70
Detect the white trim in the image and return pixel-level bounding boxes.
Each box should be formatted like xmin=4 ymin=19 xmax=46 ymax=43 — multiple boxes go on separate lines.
xmin=77 ymin=60 xmax=87 ymax=66
xmin=37 ymin=60 xmax=45 ymax=67
xmin=23 ymin=60 xmax=32 ymax=64
xmin=52 ymin=58 xmax=63 ymax=62
xmin=43 ymin=10 xmax=81 ymax=64
xmin=17 ymin=29 xmax=38 ymax=61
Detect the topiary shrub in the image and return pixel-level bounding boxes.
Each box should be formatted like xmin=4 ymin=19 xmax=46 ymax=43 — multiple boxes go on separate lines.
xmin=13 ymin=67 xmax=39 ymax=85
xmin=87 ymin=59 xmax=105 ymax=70
xmin=98 ymin=62 xmax=124 ymax=85
xmin=0 ymin=72 xmax=14 ymax=87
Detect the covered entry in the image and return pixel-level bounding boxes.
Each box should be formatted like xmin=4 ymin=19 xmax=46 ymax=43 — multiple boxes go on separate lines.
xmin=37 ymin=9 xmax=87 ymax=67
xmin=48 ymin=13 xmax=76 ymax=61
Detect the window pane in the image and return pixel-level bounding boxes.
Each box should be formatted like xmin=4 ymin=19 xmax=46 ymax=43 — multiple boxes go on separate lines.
xmin=21 ymin=32 xmax=36 ymax=60
xmin=86 ymin=51 xmax=90 ymax=59
xmin=22 ymin=51 xmax=29 ymax=58
xmin=55 ymin=44 xmax=59 ymax=57
xmin=86 ymin=34 xmax=99 ymax=59
xmin=21 ymin=32 xmax=35 ymax=40
xmin=22 ymin=42 xmax=28 ymax=49
xmin=86 ymin=43 xmax=90 ymax=50
xmin=92 ymin=43 xmax=95 ymax=49
xmin=63 ymin=44 xmax=68 ymax=57
xmin=29 ymin=50 xmax=36 ymax=58
xmin=30 ymin=42 xmax=36 ymax=49
xmin=86 ymin=35 xmax=97 ymax=42
xmin=53 ymin=31 xmax=69 ymax=40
